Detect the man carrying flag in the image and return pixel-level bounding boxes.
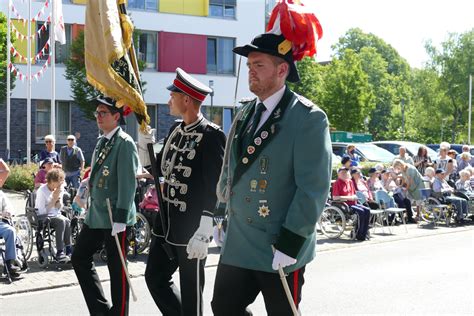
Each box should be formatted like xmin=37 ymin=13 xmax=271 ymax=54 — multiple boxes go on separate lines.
xmin=72 ymin=1 xmax=149 ymax=315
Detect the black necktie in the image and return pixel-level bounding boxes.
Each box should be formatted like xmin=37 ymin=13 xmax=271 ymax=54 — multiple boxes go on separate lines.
xmin=96 ymin=137 xmax=108 ymax=162
xmin=241 ymin=102 xmax=266 ymax=152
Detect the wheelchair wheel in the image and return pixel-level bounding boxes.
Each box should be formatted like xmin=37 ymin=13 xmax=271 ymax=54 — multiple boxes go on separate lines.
xmin=14 ymin=215 xmax=34 ymax=260
xmin=134 ymin=212 xmax=151 ymax=254
xmin=319 ymin=206 xmax=346 ymax=239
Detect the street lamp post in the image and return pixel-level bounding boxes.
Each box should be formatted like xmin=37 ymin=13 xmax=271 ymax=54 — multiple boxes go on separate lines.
xmin=209 ymin=80 xmax=214 ymax=122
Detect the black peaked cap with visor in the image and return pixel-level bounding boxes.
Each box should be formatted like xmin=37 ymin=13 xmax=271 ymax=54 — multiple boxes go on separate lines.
xmin=167 ymin=67 xmax=213 ymax=102
xmin=96 ymin=96 xmax=126 ymax=125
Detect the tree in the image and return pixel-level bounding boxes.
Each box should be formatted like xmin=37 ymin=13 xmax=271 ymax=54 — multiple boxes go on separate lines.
xmin=425 ymin=29 xmax=474 ymax=143
xmin=0 ymin=12 xmax=16 ymax=106
xmin=290 ymin=56 xmax=327 ymax=107
xmin=321 ymin=49 xmax=375 ymax=131
xmin=64 ymin=30 xmax=146 ymax=120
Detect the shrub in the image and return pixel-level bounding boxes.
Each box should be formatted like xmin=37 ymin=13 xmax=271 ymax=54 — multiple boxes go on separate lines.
xmin=3 ymin=163 xmax=38 ymax=191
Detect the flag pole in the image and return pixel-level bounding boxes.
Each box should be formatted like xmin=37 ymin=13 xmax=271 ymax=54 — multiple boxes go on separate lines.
xmin=6 ymin=0 xmax=11 ymax=160
xmin=51 ymin=0 xmax=56 ymax=141
xmin=26 ymin=0 xmax=32 ymax=164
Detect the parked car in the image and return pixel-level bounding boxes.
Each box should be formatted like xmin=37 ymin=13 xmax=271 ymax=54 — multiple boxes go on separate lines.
xmin=372 ymin=141 xmax=438 ymax=161
xmin=427 ymin=144 xmax=474 ymax=156
xmin=332 ymin=142 xmax=395 ymax=163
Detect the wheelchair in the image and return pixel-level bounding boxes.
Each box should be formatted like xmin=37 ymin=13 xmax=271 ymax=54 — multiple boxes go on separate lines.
xmin=318 ymin=199 xmax=358 ymax=239
xmin=1 ymin=217 xmax=29 ymax=283
xmin=25 ymin=190 xmax=73 ymax=267
xmin=418 ymin=188 xmax=454 ymax=227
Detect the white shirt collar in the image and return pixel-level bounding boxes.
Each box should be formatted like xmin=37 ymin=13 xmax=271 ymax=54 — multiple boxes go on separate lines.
xmin=104 ymin=126 xmax=120 ymax=140
xmin=257 ymin=85 xmax=286 ymax=112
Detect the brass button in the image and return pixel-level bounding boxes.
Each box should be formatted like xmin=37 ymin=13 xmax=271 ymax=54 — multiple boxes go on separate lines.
xmin=245 ymin=197 xmax=251 ymax=203
xmin=230 ymin=191 xmax=234 ymax=196
xmin=247 ymin=217 xmax=252 ymax=224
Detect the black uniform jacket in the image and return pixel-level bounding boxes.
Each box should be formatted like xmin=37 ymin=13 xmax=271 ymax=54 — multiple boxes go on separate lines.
xmin=153 ymin=115 xmax=226 ymax=246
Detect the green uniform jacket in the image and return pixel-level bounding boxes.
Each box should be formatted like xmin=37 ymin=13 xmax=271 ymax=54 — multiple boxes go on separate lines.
xmin=85 ymin=127 xmax=138 ymax=229
xmin=217 ymin=87 xmax=332 ymax=273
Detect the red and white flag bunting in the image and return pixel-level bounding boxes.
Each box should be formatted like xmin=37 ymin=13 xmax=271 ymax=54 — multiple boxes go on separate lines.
xmin=10 ymin=39 xmax=51 ymax=63
xmin=10 ymin=18 xmax=50 ymax=41
xmin=8 ymin=57 xmax=51 ymax=82
xmin=10 ymin=0 xmax=50 ymax=24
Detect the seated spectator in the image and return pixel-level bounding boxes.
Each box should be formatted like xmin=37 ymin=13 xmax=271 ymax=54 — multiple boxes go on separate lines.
xmin=381 ymin=169 xmax=416 ymax=223
xmin=456 ymin=145 xmax=474 ymax=166
xmin=457 ymin=152 xmax=471 ymax=172
xmin=0 ymin=185 xmax=22 ymax=277
xmin=393 ymin=159 xmax=425 ymax=221
xmin=35 ymin=169 xmax=72 ymax=262
xmin=455 ymin=170 xmax=474 ymax=199
xmin=447 ymin=149 xmax=458 ymax=181
xmin=341 ymin=156 xmax=352 ymax=169
xmin=423 ymin=167 xmax=436 ymax=186
xmin=39 ymin=135 xmax=60 ymax=164
xmin=332 ymin=168 xmax=370 ymax=241
xmin=343 ymin=144 xmax=360 ymax=168
xmin=413 ymin=145 xmax=433 ymax=175
xmin=34 ymin=158 xmax=55 ymax=189
xmin=351 ymin=169 xmax=379 ymax=209
xmin=393 ymin=146 xmax=414 ymax=165
xmin=374 ymin=163 xmax=385 ymax=172
xmin=432 ymin=169 xmax=468 ymax=224
xmin=367 ymin=168 xmax=384 ymax=192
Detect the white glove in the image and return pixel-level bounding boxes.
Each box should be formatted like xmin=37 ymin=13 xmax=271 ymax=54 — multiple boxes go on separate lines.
xmin=111 ymin=223 xmax=127 ymax=236
xmin=272 ymin=249 xmax=297 ymax=270
xmin=186 ymin=215 xmax=213 ymax=260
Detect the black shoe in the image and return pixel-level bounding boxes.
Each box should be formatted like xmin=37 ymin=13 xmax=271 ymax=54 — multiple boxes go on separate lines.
xmin=6 ymin=260 xmax=21 ymax=276
xmin=407 ymin=218 xmax=418 ymax=224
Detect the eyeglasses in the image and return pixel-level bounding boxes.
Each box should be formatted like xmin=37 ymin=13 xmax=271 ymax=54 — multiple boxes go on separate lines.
xmin=45 ymin=140 xmax=53 ymax=143
xmin=94 ymin=110 xmax=112 ymax=118
xmin=67 ymin=139 xmax=74 ymax=141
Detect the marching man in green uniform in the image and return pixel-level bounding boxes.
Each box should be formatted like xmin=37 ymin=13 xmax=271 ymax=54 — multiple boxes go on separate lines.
xmin=72 ymin=97 xmax=138 ymax=316
xmin=211 ymin=3 xmax=331 ymax=315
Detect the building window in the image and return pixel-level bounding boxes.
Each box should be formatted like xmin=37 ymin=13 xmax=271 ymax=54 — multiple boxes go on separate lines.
xmin=128 ymin=0 xmax=158 ymax=11
xmin=207 ymin=37 xmax=235 ymax=75
xmin=56 ymin=24 xmax=72 ymax=64
xmin=35 ymin=100 xmax=71 ymax=143
xmin=209 ymin=0 xmax=236 ymax=19
xmin=36 ymin=22 xmax=50 ymax=61
xmin=137 ymin=31 xmax=157 ymax=69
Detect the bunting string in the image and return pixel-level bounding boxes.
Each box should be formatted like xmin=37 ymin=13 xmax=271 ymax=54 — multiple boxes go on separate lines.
xmin=8 ymin=57 xmax=51 ymax=83
xmin=10 ymin=39 xmax=51 ymax=63
xmin=9 ymin=17 xmax=50 ymax=41
xmin=10 ymin=0 xmax=50 ymax=25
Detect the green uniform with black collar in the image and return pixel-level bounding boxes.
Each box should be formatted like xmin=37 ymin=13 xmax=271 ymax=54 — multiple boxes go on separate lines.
xmin=85 ymin=127 xmax=138 ymax=228
xmin=217 ymin=87 xmax=332 ymax=274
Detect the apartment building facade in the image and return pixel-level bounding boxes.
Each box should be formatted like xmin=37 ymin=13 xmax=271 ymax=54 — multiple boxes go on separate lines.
xmin=0 ymin=0 xmax=272 ymax=163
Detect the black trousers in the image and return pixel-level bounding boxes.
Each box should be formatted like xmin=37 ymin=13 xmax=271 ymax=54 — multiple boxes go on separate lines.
xmin=145 ymin=236 xmax=206 ymax=316
xmin=71 ymin=224 xmax=130 ymax=316
xmin=211 ymin=263 xmax=305 ymax=316
xmin=393 ymin=193 xmax=414 ymax=219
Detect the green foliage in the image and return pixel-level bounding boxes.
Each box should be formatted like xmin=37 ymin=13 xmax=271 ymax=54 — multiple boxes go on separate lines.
xmin=3 ymin=164 xmax=38 ymax=191
xmin=293 ymin=27 xmax=473 ymax=145
xmin=0 ymin=12 xmax=16 ymax=105
xmin=64 ymin=30 xmax=147 ymax=120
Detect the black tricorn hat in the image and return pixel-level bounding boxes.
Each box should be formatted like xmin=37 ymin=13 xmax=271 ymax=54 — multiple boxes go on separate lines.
xmin=95 ymin=96 xmax=126 ymax=125
xmin=233 ymin=33 xmax=300 ymax=83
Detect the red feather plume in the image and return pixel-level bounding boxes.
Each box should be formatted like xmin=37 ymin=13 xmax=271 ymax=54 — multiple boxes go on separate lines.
xmin=267 ymin=0 xmax=323 ymax=61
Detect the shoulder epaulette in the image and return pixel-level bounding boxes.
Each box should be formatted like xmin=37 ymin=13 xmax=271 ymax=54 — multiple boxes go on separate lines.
xmin=296 ymin=94 xmax=316 ymax=108
xmin=239 ymin=97 xmax=257 ymax=104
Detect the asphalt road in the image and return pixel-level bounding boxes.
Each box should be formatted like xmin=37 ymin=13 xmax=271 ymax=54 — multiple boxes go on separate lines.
xmin=2 ymin=230 xmax=472 ymax=315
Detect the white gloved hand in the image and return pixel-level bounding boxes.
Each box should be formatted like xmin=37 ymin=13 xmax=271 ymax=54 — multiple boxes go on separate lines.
xmin=111 ymin=223 xmax=127 ymax=236
xmin=186 ymin=215 xmax=213 ymax=260
xmin=272 ymin=249 xmax=297 ymax=270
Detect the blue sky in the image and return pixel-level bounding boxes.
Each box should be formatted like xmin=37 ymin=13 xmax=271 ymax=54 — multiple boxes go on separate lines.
xmin=306 ymin=0 xmax=474 ymax=68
